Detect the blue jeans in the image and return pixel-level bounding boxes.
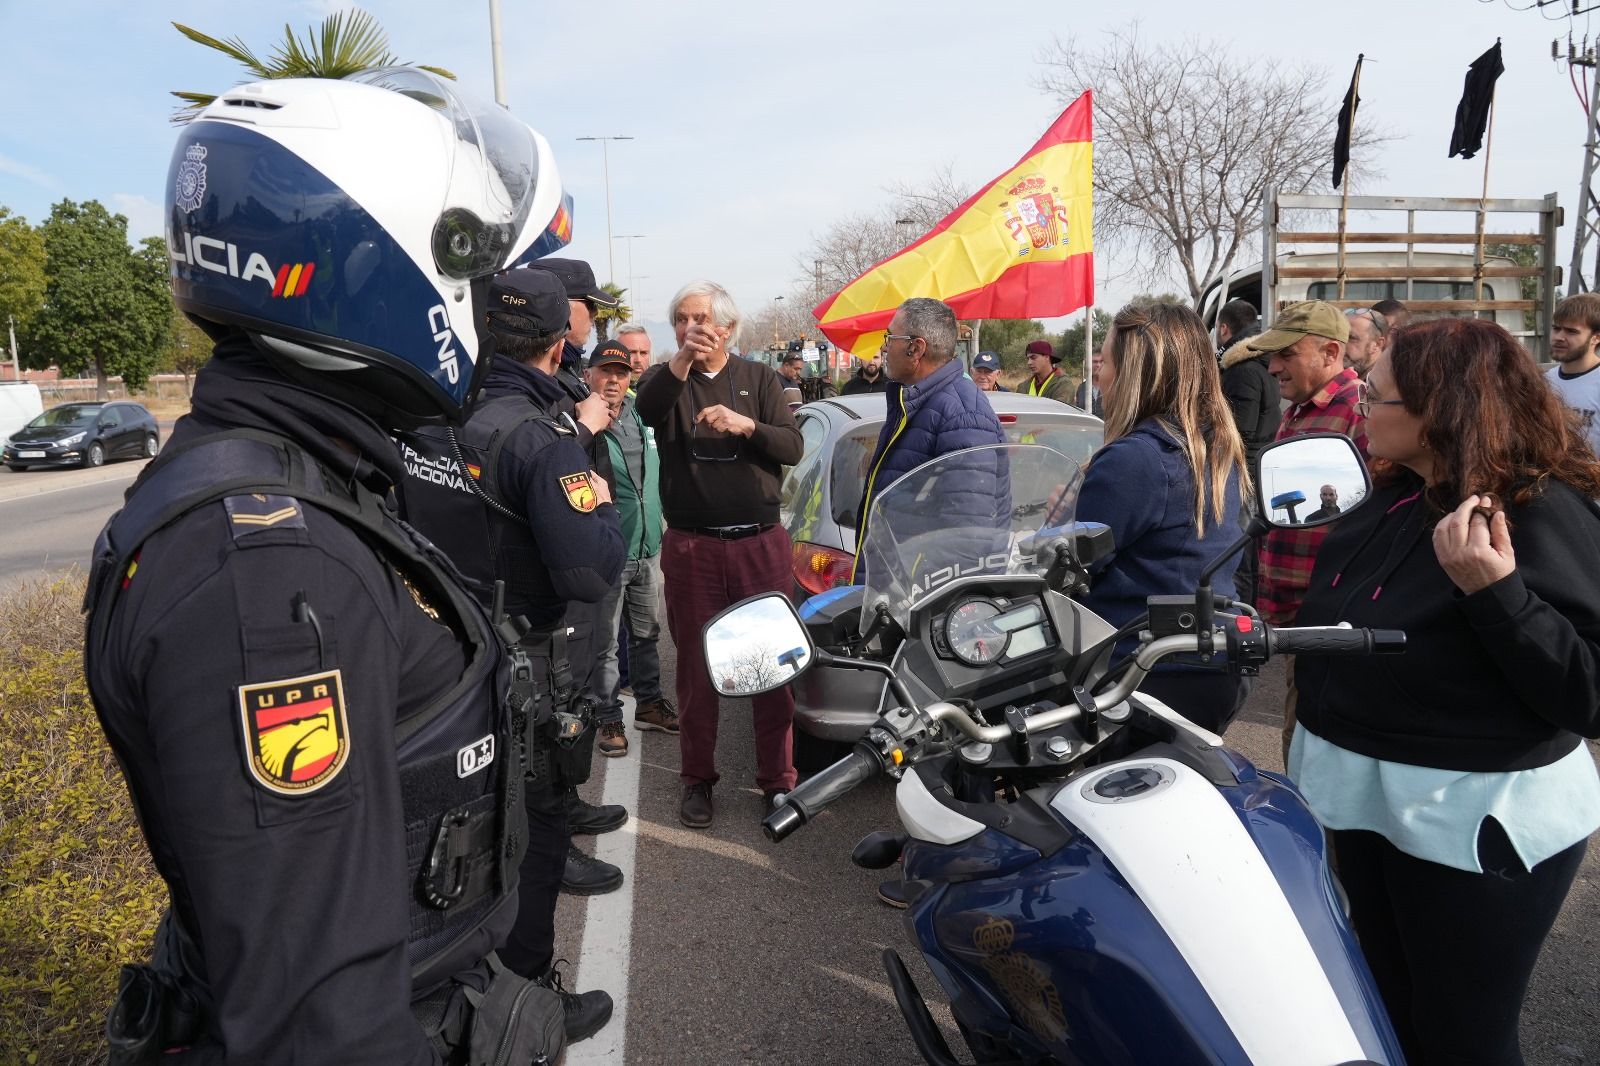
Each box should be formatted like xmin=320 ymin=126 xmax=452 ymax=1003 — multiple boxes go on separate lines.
xmin=592 ymin=554 xmax=663 ymax=724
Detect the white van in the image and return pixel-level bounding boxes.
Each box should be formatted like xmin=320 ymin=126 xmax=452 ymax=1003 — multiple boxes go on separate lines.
xmin=0 ymin=383 xmax=44 ymax=444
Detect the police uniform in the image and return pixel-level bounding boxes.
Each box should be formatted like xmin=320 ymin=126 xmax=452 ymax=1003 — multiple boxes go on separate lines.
xmin=399 ymin=269 xmax=625 ymax=990
xmin=87 ymin=350 xmax=553 ymax=1063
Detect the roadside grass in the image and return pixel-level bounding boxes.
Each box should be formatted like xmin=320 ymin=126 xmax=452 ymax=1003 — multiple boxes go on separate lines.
xmin=0 ymin=571 xmax=164 ymax=1064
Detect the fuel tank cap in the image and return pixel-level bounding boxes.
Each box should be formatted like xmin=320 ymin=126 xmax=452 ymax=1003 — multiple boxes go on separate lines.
xmin=1081 ymin=762 xmax=1176 ymax=804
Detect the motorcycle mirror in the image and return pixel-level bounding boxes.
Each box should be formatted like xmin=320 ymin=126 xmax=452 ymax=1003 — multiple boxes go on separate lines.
xmin=1255 ymin=433 xmax=1371 ymax=531
xmin=703 ymin=592 xmax=816 ymax=698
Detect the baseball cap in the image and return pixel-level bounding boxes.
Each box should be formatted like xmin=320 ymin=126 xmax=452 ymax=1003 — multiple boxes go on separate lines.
xmin=587 ymin=339 xmax=632 ymax=370
xmin=1246 ymin=301 xmax=1350 ymax=354
xmin=972 ymin=350 xmax=1002 ymax=371
xmin=538 ymin=257 xmax=619 ymax=307
xmin=487 ymin=268 xmax=569 ymax=337
xmin=1025 ymin=339 xmax=1058 ymax=362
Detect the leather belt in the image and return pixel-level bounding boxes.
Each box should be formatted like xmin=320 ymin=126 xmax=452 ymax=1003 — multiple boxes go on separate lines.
xmin=687 ymin=524 xmax=774 ymax=541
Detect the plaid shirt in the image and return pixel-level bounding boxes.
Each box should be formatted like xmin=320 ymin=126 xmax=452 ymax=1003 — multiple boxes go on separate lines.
xmin=1257 ymin=368 xmax=1369 ymax=624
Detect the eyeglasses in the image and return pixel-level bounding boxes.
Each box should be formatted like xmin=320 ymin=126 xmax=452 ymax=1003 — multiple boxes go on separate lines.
xmin=1354 ymin=380 xmax=1405 ymax=418
xmin=880 ymin=333 xmax=917 ymax=350
xmin=1346 ymin=308 xmax=1390 ymax=335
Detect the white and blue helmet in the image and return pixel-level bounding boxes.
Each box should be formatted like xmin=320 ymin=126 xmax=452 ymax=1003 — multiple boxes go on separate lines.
xmin=166 ymin=67 xmax=572 ymax=424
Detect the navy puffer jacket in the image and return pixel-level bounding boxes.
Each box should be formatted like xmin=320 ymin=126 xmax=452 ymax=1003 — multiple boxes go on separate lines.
xmin=854 ymin=358 xmax=1006 ymax=582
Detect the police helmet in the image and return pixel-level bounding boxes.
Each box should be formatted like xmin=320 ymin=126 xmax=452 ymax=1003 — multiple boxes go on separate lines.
xmin=166 ymin=67 xmax=571 ymax=426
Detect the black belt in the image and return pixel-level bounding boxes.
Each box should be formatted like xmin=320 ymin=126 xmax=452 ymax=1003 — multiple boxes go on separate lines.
xmin=687 ymin=524 xmax=774 ymax=541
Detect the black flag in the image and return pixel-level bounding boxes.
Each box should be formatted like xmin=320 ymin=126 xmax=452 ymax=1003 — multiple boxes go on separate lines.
xmin=1333 ymin=55 xmax=1363 ymax=189
xmin=1449 ymin=40 xmax=1504 ymax=160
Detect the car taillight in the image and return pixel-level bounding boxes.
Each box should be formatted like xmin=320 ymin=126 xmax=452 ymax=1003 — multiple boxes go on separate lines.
xmin=998 ymin=413 xmax=1018 ymax=423
xmin=792 ymin=541 xmax=855 ymax=596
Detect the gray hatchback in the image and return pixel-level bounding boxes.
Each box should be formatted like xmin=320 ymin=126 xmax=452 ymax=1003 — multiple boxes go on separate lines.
xmin=779 ymin=392 xmax=1102 ymax=760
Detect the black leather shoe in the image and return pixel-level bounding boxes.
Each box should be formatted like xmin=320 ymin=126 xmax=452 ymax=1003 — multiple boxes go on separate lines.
xmin=561 ymin=845 xmax=623 ymax=895
xmin=566 ymin=791 xmax=628 ymax=835
xmin=877 ymin=877 xmax=910 ymax=909
xmin=680 ymin=782 xmax=713 ymax=829
xmin=540 ymin=962 xmax=614 ymax=1042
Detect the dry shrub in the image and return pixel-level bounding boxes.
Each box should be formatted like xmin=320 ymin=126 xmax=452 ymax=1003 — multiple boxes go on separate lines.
xmin=0 ymin=571 xmax=165 ymax=1064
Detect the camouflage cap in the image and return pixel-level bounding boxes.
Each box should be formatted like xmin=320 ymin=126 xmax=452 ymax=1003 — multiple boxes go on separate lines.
xmin=1246 ymin=300 xmax=1350 ymax=353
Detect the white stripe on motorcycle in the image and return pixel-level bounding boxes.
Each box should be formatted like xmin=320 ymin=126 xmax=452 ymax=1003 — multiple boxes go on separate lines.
xmin=1053 ymin=757 xmax=1368 ymax=1066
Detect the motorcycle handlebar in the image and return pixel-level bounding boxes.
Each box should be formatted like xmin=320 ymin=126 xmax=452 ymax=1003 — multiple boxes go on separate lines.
xmin=1268 ymin=626 xmax=1406 ymax=656
xmin=763 ymin=747 xmax=882 ymax=842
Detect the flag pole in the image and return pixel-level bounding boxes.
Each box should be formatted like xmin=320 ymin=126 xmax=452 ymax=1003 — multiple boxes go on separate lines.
xmin=1336 ymin=54 xmax=1365 ymax=302
xmin=1474 ymin=80 xmax=1498 ymax=304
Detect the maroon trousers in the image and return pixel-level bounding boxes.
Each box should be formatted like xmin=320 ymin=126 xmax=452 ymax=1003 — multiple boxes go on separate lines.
xmin=661 ymin=525 xmax=797 ymax=792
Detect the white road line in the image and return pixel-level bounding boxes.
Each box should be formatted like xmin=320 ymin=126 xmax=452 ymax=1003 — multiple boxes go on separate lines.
xmin=567 ymin=696 xmax=645 ymax=1066
xmin=0 ymin=462 xmax=143 ymax=504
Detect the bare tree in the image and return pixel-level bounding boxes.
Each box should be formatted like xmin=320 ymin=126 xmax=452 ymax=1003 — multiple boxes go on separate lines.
xmin=724 ymin=642 xmax=787 ymax=694
xmin=1037 ymin=25 xmax=1386 ymax=306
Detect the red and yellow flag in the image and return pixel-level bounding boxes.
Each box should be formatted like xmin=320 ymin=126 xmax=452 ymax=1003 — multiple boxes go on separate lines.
xmin=814 ymin=91 xmax=1094 ymax=360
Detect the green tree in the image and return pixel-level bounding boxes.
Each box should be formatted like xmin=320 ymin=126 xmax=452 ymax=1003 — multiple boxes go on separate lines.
xmin=171 ymin=9 xmax=455 ymax=120
xmin=974 ymin=318 xmax=1045 ymax=374
xmin=23 ymin=202 xmax=170 ymax=397
xmin=156 ymin=307 xmax=214 ymax=394
xmin=1056 ymin=308 xmax=1113 ymax=380
xmin=0 ymin=208 xmax=47 ymax=355
xmin=594 ymin=282 xmax=632 ymax=343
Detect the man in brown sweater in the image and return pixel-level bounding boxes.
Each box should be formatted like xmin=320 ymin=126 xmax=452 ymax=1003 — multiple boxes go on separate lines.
xmin=634 ymin=280 xmax=804 ymax=829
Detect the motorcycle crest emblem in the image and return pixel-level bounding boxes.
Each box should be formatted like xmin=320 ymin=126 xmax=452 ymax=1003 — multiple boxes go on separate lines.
xmin=238 ymin=669 xmax=349 ymax=796
xmin=176 ymin=143 xmax=209 ymax=214
xmin=999 ymin=173 xmax=1070 ymax=257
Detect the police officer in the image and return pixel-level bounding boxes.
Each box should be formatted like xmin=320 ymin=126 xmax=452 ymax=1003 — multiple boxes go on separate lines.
xmin=399 ymin=266 xmax=627 ymax=1040
xmin=540 ymin=257 xmax=618 ymax=401
xmin=87 ymin=71 xmax=569 ymax=1062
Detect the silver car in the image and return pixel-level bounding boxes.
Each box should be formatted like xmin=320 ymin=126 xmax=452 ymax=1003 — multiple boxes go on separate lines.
xmin=779 ymin=392 xmax=1102 ymax=763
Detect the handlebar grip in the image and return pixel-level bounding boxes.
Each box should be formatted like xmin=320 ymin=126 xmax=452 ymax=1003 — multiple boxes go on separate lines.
xmin=762 ymin=747 xmax=881 ymax=842
xmin=1269 ymin=626 xmax=1407 ymax=656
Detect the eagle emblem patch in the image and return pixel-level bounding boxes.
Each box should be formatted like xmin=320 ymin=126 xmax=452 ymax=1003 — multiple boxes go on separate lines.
xmin=560 ymin=472 xmax=597 ymax=513
xmin=238 ymin=669 xmax=350 ymax=796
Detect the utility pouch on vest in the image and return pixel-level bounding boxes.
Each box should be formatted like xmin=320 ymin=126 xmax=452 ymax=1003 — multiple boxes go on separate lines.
xmin=106 ymin=964 xmax=200 ymax=1065
xmin=546 ymin=697 xmax=598 ymax=789
xmin=464 ymin=954 xmax=565 ymax=1066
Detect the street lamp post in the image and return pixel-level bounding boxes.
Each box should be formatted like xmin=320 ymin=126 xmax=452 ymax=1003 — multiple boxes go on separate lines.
xmin=772 ymin=295 xmax=785 ymax=346
xmin=617 ymin=234 xmax=646 ymax=302
xmin=575 ymin=135 xmax=634 ymax=284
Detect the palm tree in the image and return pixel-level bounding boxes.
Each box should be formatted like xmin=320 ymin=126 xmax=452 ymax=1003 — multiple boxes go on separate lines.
xmin=170 ymin=9 xmax=455 ymax=122
xmin=593 ymin=282 xmax=632 ymax=343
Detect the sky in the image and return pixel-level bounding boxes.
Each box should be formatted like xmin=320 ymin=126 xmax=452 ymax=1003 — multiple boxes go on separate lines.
xmin=1 ymin=0 xmax=1595 ymax=355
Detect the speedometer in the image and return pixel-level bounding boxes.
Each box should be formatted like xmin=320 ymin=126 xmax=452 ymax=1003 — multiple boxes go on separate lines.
xmin=945 ymin=599 xmax=1009 ymax=666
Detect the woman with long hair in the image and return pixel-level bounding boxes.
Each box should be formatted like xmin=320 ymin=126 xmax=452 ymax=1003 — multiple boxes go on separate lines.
xmin=1075 ymin=301 xmax=1252 ymax=732
xmin=1291 ymin=318 xmax=1600 ymax=1065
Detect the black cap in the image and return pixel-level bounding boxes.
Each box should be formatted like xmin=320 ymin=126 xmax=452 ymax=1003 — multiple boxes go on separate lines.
xmin=588 ymin=339 xmax=632 ymax=370
xmin=538 ymin=257 xmax=619 ymax=308
xmin=487 ymin=268 xmax=569 ymax=337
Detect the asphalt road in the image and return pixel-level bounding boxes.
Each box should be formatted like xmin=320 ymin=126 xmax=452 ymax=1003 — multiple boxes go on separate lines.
xmin=0 ymin=460 xmax=147 ymax=590
xmin=4 ymin=469 xmax=1593 ymax=1063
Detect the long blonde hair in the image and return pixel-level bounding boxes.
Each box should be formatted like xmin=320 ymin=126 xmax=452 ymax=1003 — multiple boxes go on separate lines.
xmin=1098 ymin=302 xmax=1249 ymax=535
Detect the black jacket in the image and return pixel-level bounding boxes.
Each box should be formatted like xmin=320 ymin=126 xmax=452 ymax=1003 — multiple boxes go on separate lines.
xmin=1295 ymin=474 xmax=1600 ymax=772
xmin=1219 ymin=335 xmax=1280 ymax=475
xmin=840 ymin=368 xmax=889 ymax=395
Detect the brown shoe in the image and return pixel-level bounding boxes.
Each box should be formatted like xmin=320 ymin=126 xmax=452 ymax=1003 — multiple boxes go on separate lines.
xmin=598 ymin=721 xmax=628 ymax=758
xmin=635 ymin=697 xmax=681 ymax=735
xmin=680 ymin=782 xmax=713 ymax=829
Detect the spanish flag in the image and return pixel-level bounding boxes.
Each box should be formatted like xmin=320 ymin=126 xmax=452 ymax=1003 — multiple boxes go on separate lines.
xmin=815 ymin=91 xmax=1093 ymax=360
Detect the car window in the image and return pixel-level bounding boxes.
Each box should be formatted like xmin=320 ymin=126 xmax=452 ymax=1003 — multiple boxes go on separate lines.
xmin=29 ymin=404 xmax=101 ymax=428
xmin=780 ymin=412 xmax=830 ymax=516
xmin=829 ymin=416 xmax=1102 ymax=531
xmin=100 ymin=408 xmax=123 ymax=427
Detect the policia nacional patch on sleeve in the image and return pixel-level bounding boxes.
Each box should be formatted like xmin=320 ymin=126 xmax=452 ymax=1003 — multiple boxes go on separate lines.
xmin=560 ymin=472 xmax=597 ymax=513
xmin=237 ymin=669 xmax=350 ymax=795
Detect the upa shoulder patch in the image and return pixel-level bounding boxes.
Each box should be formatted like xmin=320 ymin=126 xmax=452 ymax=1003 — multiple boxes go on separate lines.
xmin=560 ymin=472 xmax=597 ymax=513
xmin=238 ymin=669 xmax=350 ymax=795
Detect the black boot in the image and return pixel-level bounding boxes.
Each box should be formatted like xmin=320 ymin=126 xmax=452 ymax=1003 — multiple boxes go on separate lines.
xmin=540 ymin=961 xmax=613 ymax=1042
xmin=561 ymin=844 xmax=623 ymax=895
xmin=565 ymin=789 xmax=628 ymax=835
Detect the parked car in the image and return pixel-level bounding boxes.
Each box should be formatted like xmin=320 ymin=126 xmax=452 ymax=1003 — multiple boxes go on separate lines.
xmin=780 ymin=391 xmax=1102 ymax=765
xmin=2 ymin=401 xmax=160 ymax=471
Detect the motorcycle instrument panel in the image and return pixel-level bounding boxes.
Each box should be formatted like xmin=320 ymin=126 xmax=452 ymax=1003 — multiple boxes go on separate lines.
xmin=936 ymin=596 xmax=1054 ymax=668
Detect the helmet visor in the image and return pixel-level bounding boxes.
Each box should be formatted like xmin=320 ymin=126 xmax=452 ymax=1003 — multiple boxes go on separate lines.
xmin=346 ymin=66 xmax=541 ymax=280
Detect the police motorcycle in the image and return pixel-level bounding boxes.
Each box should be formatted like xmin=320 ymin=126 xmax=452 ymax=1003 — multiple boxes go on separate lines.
xmin=702 ymin=437 xmax=1407 ymax=1066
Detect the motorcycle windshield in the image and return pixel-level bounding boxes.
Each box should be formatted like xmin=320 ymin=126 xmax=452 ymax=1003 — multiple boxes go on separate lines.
xmin=858 ymin=444 xmax=1082 ymax=632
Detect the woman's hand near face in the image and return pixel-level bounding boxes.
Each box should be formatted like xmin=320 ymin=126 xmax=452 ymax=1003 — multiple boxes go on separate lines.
xmin=1433 ymin=493 xmax=1515 ymax=595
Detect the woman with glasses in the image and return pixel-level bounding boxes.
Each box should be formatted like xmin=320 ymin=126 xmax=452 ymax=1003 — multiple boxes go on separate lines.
xmin=1074 ymin=301 xmax=1251 ymax=733
xmin=1291 ymin=318 xmax=1600 ymax=1065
